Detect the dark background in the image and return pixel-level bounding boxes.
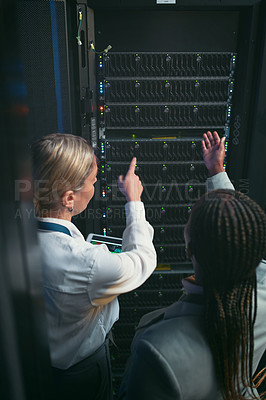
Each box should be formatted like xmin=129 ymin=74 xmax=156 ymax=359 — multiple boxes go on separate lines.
xmin=1 ymin=0 xmax=265 ymax=398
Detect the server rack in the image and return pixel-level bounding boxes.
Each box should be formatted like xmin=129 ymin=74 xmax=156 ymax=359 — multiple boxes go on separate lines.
xmin=76 ymin=1 xmax=266 ymax=396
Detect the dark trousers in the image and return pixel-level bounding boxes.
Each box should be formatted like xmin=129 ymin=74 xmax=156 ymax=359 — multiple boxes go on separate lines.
xmin=51 ymin=339 xmax=113 ymax=400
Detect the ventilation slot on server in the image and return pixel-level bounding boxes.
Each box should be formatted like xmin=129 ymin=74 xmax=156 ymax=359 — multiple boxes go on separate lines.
xmin=105 ymin=78 xmax=232 ymax=103
xmin=98 ymin=52 xmax=235 ymax=132
xmin=101 ymin=52 xmax=235 ymax=77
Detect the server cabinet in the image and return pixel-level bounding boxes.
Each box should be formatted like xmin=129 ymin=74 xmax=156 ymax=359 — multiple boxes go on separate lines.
xmin=1 ymin=1 xmax=54 ymax=399
xmin=74 ymin=0 xmax=266 ymax=395
xmin=16 ymin=0 xmax=80 ymax=141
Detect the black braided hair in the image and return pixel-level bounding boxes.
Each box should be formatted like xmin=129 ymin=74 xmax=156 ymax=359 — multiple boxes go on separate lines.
xmin=188 ymin=189 xmax=266 ymax=399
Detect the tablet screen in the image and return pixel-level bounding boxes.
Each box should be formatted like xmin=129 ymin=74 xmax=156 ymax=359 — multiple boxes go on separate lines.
xmin=87 ymin=233 xmax=122 ymax=253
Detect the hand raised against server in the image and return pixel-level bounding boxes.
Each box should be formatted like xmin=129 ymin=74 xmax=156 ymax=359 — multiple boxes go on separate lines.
xmin=202 ymin=131 xmax=225 ymax=176
xmin=118 ymin=157 xmax=143 ymax=202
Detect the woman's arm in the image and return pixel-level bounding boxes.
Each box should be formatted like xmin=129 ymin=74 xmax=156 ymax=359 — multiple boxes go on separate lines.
xmin=87 ymin=157 xmax=157 ymax=306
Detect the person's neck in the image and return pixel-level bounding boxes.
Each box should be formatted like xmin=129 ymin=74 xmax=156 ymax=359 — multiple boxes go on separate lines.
xmin=40 ymin=208 xmax=72 ymax=222
xmin=192 ymin=256 xmax=204 ymax=286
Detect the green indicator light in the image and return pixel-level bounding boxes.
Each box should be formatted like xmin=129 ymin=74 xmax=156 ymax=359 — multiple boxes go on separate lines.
xmin=162 ymin=186 xmax=165 ymax=188
xmin=192 ymin=141 xmax=194 ymax=143
xmin=134 ymin=308 xmax=137 ymax=312
xmin=108 ymin=208 xmax=110 ymax=210
xmin=196 ymin=80 xmax=198 ymax=82
xmin=163 ymin=164 xmax=165 ymax=167
xmin=191 ymin=164 xmax=193 ymax=166
xmin=188 ymin=207 xmax=191 ymax=209
xmin=106 ymin=142 xmax=109 ymax=144
xmin=158 ymin=291 xmax=162 ymax=295
xmin=161 ymin=227 xmax=163 ymax=230
xmin=160 ymin=247 xmax=163 ymax=249
xmin=161 ymin=207 xmax=164 ymax=210
xmin=189 ymin=186 xmax=192 ymax=188
xmin=107 ymin=187 xmax=110 ymax=189
xmin=132 ymin=134 xmax=136 ymax=138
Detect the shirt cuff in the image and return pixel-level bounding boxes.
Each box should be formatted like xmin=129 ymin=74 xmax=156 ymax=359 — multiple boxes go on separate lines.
xmin=206 ymin=171 xmax=235 ymax=192
xmin=125 ymin=201 xmax=146 ymax=225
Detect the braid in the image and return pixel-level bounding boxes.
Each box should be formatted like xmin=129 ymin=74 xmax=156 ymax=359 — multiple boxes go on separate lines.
xmin=189 ymin=189 xmax=266 ymax=400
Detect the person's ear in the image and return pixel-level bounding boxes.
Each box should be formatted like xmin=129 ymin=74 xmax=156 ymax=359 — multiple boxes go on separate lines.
xmin=185 ymin=242 xmax=193 ymax=259
xmin=62 ymin=190 xmax=75 ymax=212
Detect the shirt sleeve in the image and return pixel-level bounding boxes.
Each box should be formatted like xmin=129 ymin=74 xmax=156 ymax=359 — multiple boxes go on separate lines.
xmin=87 ymin=201 xmax=157 ymax=306
xmin=206 ymin=171 xmax=235 ymax=192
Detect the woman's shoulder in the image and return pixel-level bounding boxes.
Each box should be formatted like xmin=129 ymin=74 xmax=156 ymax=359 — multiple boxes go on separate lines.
xmin=257 ymin=259 xmax=266 ymax=285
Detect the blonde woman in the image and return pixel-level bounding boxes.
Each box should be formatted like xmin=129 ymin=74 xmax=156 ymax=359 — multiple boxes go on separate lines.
xmin=31 ymin=133 xmax=156 ymax=400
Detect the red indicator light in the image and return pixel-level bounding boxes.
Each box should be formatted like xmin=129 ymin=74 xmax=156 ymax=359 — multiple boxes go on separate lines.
xmin=99 ymin=106 xmax=104 ymax=112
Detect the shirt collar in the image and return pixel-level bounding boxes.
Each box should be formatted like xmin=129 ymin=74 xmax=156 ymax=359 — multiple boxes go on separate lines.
xmin=164 ymin=275 xmax=204 ymax=320
xmin=182 ymin=275 xmax=204 ymax=295
xmin=37 ymin=217 xmax=85 ymax=241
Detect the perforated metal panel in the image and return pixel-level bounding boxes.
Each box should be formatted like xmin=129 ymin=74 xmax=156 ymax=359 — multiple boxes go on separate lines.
xmin=16 ymin=0 xmax=72 ymax=140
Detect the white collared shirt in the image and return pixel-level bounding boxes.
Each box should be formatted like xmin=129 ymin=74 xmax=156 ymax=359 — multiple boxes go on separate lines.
xmin=38 ymin=201 xmax=156 ymax=369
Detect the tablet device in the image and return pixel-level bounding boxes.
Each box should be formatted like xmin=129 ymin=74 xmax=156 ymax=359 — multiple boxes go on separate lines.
xmin=86 ymin=233 xmax=122 ymax=253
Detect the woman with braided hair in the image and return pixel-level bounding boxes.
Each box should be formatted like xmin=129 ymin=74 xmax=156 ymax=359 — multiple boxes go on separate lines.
xmin=186 ymin=189 xmax=266 ymax=400
xmin=119 ymin=131 xmax=266 ymax=400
